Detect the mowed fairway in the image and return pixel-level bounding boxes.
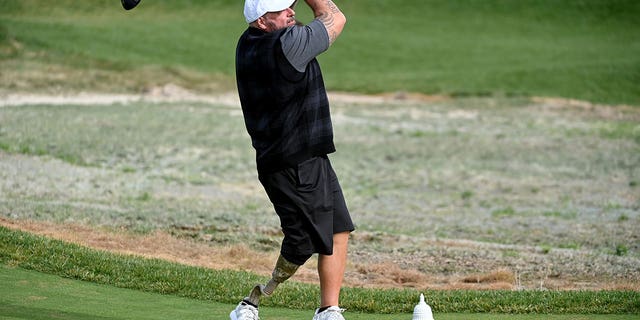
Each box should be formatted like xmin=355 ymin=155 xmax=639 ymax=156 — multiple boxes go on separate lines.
xmin=1 ymin=266 xmax=637 ymax=320
xmin=1 ymin=0 xmax=639 ymax=105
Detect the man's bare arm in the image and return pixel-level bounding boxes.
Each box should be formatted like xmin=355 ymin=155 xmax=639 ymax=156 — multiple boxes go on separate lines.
xmin=305 ymin=0 xmax=346 ymax=45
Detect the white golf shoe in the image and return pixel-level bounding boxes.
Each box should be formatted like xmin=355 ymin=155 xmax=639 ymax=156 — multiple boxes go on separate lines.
xmin=229 ymin=300 xmax=259 ymax=320
xmin=312 ymin=306 xmax=346 ymax=320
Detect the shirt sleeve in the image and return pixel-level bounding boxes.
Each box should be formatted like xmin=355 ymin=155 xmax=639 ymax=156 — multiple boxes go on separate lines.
xmin=280 ymin=19 xmax=330 ymax=73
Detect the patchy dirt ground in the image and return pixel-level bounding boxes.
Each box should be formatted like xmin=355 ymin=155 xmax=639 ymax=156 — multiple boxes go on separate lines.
xmin=1 ymin=88 xmax=639 ymax=292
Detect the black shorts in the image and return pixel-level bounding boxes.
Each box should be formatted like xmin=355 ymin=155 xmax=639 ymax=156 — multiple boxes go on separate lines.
xmin=258 ymin=155 xmax=354 ymax=264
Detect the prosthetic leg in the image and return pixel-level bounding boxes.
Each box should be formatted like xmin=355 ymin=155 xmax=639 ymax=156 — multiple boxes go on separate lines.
xmin=245 ymin=255 xmax=301 ymax=306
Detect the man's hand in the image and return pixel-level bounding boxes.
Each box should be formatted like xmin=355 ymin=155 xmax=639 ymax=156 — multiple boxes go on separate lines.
xmin=305 ymin=0 xmax=346 ymax=45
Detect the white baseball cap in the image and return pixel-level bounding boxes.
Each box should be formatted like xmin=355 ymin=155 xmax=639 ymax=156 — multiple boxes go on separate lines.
xmin=244 ymin=0 xmax=296 ymax=23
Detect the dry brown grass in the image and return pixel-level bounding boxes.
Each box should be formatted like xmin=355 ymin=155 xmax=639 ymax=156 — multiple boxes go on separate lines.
xmin=0 ymin=218 xmax=319 ymax=283
xmin=459 ymin=269 xmax=516 ymax=290
xmin=0 ymin=218 xmax=499 ymax=290
xmin=461 ymin=269 xmax=515 ymax=284
xmin=355 ymin=262 xmax=428 ymax=288
xmin=2 ymin=218 xmax=639 ymax=291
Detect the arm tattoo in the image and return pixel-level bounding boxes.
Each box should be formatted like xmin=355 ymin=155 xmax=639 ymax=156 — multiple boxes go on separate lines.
xmin=318 ymin=0 xmax=340 ymax=43
xmin=325 ymin=0 xmax=339 ymax=13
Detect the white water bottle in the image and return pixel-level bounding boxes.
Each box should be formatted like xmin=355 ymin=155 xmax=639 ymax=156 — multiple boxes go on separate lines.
xmin=412 ymin=293 xmax=434 ymax=320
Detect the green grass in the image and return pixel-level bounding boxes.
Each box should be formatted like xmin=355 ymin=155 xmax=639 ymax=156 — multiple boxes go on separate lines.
xmin=0 ymin=265 xmax=235 ymax=320
xmin=1 ymin=1 xmax=638 ymax=315
xmin=1 ymin=226 xmax=639 ymax=316
xmin=1 ymin=0 xmax=639 ymax=105
xmin=4 ymin=268 xmax=638 ymax=320
xmin=0 ymin=227 xmax=640 ymax=314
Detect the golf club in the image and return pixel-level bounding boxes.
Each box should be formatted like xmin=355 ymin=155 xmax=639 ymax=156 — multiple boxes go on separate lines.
xmin=121 ymin=0 xmax=141 ymax=10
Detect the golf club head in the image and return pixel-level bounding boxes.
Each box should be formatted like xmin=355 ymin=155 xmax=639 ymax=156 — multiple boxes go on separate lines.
xmin=121 ymin=0 xmax=141 ymax=10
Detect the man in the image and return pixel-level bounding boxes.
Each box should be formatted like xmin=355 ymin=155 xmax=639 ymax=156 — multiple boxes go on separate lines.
xmin=232 ymin=0 xmax=354 ymax=319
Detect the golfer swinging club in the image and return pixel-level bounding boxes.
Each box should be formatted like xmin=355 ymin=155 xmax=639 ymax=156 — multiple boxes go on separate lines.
xmin=232 ymin=0 xmax=354 ymax=319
